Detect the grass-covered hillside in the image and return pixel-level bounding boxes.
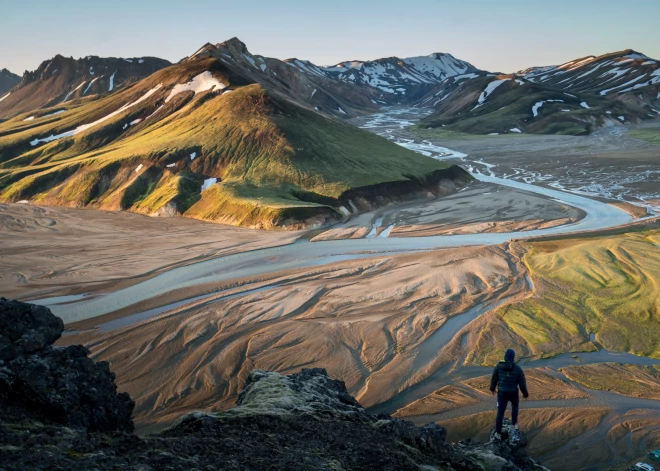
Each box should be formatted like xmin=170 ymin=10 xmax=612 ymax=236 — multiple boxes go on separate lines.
xmin=468 ymin=226 xmax=660 ymax=365
xmin=0 ymin=56 xmax=469 ymax=229
xmin=419 ymin=74 xmax=656 ymax=135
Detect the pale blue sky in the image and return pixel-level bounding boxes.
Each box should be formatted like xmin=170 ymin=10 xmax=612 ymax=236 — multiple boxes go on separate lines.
xmin=2 ymin=0 xmax=659 ymax=74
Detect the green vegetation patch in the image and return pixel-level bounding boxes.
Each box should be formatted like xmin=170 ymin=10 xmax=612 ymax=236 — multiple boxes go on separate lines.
xmin=469 ymin=230 xmax=660 ymax=365
xmin=629 ymin=128 xmax=660 ymax=145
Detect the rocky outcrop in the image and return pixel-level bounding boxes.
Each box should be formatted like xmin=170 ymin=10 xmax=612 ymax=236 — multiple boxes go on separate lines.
xmin=0 ymin=297 xmax=134 ymax=432
xmin=0 ymin=299 xmax=548 ymax=470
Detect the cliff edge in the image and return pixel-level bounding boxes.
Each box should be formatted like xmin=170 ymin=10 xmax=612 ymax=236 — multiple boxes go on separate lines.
xmin=0 ymin=298 xmax=548 ymax=471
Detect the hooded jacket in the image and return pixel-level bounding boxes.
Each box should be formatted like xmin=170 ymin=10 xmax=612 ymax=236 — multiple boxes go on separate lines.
xmin=490 ymin=350 xmax=528 ymax=397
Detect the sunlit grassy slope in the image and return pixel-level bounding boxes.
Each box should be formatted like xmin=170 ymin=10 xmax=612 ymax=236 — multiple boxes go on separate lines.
xmin=0 ymin=58 xmax=468 ymax=228
xmin=469 ymin=229 xmax=660 ymax=365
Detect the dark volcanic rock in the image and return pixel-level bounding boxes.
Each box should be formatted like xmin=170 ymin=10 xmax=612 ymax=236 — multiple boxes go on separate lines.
xmin=0 ymin=298 xmax=134 ymax=432
xmin=0 ymin=297 xmax=63 ymax=359
xmin=0 ymin=300 xmax=548 ymax=471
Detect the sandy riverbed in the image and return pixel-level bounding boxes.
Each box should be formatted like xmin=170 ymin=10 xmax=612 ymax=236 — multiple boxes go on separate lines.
xmin=0 ymin=203 xmax=299 ymax=300
xmin=312 ymin=181 xmax=584 ymax=241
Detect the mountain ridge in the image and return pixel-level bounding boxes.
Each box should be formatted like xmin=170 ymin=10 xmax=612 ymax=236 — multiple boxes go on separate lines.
xmin=0 ymin=68 xmax=20 ymax=98
xmin=0 ymin=44 xmax=471 ymax=229
xmin=0 ymin=55 xmax=172 ymax=119
xmin=417 ymin=48 xmax=660 ymax=134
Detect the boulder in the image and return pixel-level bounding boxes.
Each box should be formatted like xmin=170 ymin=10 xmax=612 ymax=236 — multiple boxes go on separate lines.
xmin=0 ymin=297 xmax=63 ymax=359
xmin=0 ymin=298 xmax=134 ymax=432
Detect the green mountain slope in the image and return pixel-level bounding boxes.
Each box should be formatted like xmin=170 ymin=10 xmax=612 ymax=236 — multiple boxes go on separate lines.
xmin=0 ymin=56 xmax=470 ymax=229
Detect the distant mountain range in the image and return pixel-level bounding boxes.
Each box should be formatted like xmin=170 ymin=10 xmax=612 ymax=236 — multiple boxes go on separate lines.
xmin=0 ymin=39 xmax=658 ymax=228
xmin=417 ymin=49 xmax=660 ymax=134
xmin=320 ymin=52 xmax=478 ymax=102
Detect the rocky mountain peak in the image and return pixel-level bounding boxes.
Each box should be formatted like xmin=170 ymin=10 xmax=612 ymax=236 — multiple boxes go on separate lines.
xmin=0 ymin=68 xmax=20 ymax=95
xmin=219 ymin=36 xmax=249 ymax=53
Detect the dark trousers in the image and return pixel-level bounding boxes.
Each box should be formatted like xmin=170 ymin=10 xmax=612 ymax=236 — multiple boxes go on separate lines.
xmin=496 ymin=390 xmax=519 ymax=433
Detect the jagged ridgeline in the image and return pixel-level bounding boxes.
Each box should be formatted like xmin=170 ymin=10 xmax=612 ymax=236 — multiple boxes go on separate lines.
xmin=0 ymin=55 xmax=171 ymax=118
xmin=0 ymin=42 xmax=471 ymax=229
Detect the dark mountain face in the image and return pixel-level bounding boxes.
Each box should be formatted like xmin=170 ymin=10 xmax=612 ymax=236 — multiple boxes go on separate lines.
xmin=517 ymin=50 xmax=660 ymax=99
xmin=181 ymin=37 xmax=380 ymax=118
xmin=0 ymin=55 xmax=171 ymax=118
xmin=0 ymin=68 xmax=20 ymax=97
xmin=183 ymin=38 xmax=481 ymax=111
xmin=416 ymin=49 xmax=660 ymax=135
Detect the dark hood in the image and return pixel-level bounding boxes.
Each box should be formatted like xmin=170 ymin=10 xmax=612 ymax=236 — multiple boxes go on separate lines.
xmin=504 ymin=349 xmax=516 ymax=362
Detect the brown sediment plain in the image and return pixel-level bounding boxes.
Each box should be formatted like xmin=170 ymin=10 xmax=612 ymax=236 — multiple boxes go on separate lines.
xmin=0 ymin=203 xmax=299 ymax=299
xmin=438 ymin=408 xmax=660 ymax=471
xmin=61 ymin=243 xmax=530 ymax=431
xmin=392 ymin=384 xmax=483 ymax=418
xmin=312 ymin=181 xmax=584 ymax=241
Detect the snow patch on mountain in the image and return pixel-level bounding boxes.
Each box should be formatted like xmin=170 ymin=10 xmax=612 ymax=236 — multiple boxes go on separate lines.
xmin=473 ymin=78 xmax=510 ymax=108
xmin=62 ymin=81 xmax=87 ymax=102
xmin=201 ymin=177 xmax=217 ymax=192
xmin=600 ymin=75 xmax=647 ymax=95
xmin=43 ymin=109 xmax=66 ymax=118
xmin=83 ymin=76 xmax=101 ymax=95
xmin=454 ymin=73 xmax=479 ymax=81
xmin=243 ymin=53 xmax=258 ymax=69
xmin=165 ymin=72 xmax=226 ymax=103
xmin=532 ymin=101 xmax=544 ymax=117
xmin=322 ymin=53 xmax=477 ymax=94
xmin=31 ymin=84 xmax=163 ymax=146
xmin=109 ymin=71 xmax=116 ymax=91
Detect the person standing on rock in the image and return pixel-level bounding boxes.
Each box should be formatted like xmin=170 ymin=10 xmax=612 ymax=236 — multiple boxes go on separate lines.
xmin=490 ymin=348 xmax=528 ymax=440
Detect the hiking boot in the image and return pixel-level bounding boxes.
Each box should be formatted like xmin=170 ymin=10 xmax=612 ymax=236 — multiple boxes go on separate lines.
xmin=492 ymin=432 xmax=502 ymax=441
xmin=512 ymin=424 xmax=519 ymax=431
